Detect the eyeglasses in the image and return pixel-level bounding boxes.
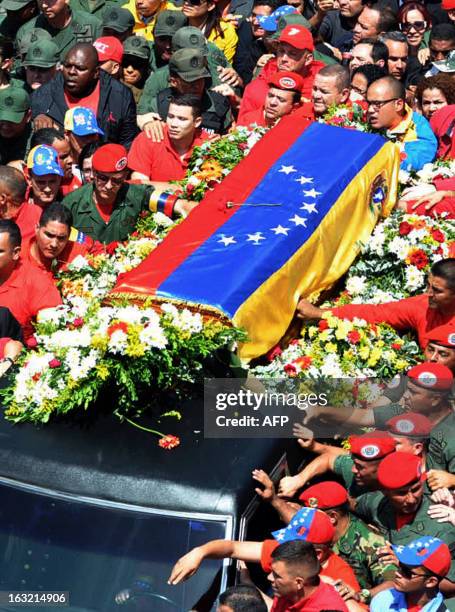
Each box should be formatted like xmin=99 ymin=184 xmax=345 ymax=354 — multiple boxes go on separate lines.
xmin=400 ymin=21 xmax=427 ymax=32
xmin=94 ymin=172 xmax=124 ymax=186
xmin=366 ymin=97 xmax=399 ymax=110
xmin=398 ymin=565 xmax=429 ymax=580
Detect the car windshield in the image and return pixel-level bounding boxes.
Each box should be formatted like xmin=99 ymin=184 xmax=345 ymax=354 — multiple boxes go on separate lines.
xmin=0 ymin=481 xmax=229 ymax=612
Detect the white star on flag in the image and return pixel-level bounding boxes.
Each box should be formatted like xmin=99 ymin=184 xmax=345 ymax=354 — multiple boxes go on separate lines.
xmin=279 ymin=165 xmax=296 ymax=175
xmin=290 ymin=215 xmax=307 ymax=226
xmin=303 ymin=188 xmax=322 ymax=198
xmin=247 ymin=232 xmax=265 ymax=245
xmin=292 ymin=520 xmax=298 ymax=526
xmin=276 ymin=532 xmax=284 ymax=540
xmin=218 ymin=235 xmax=236 ymax=246
xmin=300 ymin=202 xmax=318 ymax=214
xmin=271 ymin=225 xmax=290 ymax=236
xmin=295 ymin=175 xmax=313 ymax=185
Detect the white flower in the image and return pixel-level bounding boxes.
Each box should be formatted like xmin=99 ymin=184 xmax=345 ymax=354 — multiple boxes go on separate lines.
xmin=139 ymin=323 xmax=168 ymax=349
xmin=388 ymin=236 xmax=410 ymax=260
xmin=37 ymin=305 xmax=69 ymax=324
xmin=68 ymin=255 xmax=90 ymax=271
xmin=345 ymin=276 xmax=367 ymax=295
xmin=161 ymin=303 xmax=179 ymax=319
xmin=320 ymin=354 xmax=344 ymax=377
xmin=186 ymin=176 xmax=201 ymax=187
xmin=368 ymin=226 xmax=386 ymax=256
xmin=108 ymin=330 xmax=128 ymax=354
xmin=416 ymin=163 xmax=435 ymax=183
xmin=405 ymin=266 xmax=425 ymax=292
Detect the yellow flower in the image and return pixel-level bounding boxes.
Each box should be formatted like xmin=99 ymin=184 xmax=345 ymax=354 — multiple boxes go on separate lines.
xmin=325 ymin=342 xmax=337 ymax=353
xmin=335 ymin=320 xmax=353 ymax=340
xmin=319 ymin=329 xmax=332 ymax=342
xmin=367 ymin=347 xmax=382 ymax=367
xmin=359 ymin=346 xmax=370 ymax=360
xmin=91 ymin=334 xmax=108 ymax=352
xmin=395 ymin=358 xmax=409 ymax=371
xmin=307 ymin=326 xmax=318 ymax=338
xmin=96 ymin=364 xmax=110 ymax=380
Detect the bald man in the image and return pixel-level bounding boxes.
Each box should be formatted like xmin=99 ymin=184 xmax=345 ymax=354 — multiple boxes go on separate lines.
xmin=31 ymin=43 xmax=138 ymax=147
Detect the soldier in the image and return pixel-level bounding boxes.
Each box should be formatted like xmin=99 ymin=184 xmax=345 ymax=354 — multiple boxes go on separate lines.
xmin=386 ymin=412 xmax=432 ymax=459
xmin=278 ymin=431 xmax=396 ymax=498
xmin=149 ymin=10 xmax=188 ymax=71
xmin=121 ymin=36 xmax=151 ymax=104
xmin=16 ymin=0 xmax=102 ymax=60
xmin=355 ymin=452 xmax=455 ymax=594
xmin=0 ymin=0 xmax=38 ymax=40
xmin=23 ymin=39 xmax=59 ymax=92
xmin=101 ymin=6 xmax=135 ymax=41
xmin=0 ymin=87 xmax=32 ymax=165
xmin=299 ymin=481 xmax=397 ymax=604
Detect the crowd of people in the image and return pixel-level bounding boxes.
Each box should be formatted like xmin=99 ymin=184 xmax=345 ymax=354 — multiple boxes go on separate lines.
xmin=0 ymin=0 xmax=454 ymax=608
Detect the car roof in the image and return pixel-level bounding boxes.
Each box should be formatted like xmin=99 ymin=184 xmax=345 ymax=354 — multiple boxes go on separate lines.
xmin=0 ymin=397 xmax=289 ymax=517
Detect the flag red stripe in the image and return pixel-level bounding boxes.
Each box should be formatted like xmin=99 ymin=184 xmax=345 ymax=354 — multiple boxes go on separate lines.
xmin=112 ymin=115 xmax=311 ymax=296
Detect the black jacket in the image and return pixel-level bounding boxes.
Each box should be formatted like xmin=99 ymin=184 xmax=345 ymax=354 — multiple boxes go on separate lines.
xmin=31 ymin=71 xmax=139 ymax=148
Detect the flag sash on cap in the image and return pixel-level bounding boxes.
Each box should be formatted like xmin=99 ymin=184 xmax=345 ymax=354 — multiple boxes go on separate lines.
xmin=111 ymin=120 xmax=399 ymax=360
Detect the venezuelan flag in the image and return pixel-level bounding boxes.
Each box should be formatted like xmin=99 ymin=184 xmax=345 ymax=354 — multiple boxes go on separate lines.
xmin=111 ymin=118 xmax=399 ymax=360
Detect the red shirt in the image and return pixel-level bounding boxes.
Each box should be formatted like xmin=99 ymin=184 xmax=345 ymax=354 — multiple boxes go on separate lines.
xmin=237 ymin=108 xmax=268 ymax=127
xmin=21 ymin=238 xmax=92 ymax=278
xmin=331 ymin=294 xmax=455 ymax=349
xmin=0 ymin=260 xmax=62 ymax=340
xmin=128 ymin=128 xmax=210 ymax=182
xmin=261 ymin=540 xmax=360 ymax=592
xmin=271 ymin=581 xmax=349 ymax=612
xmin=64 ymin=82 xmax=101 ymax=114
xmin=237 ymin=58 xmax=324 ymax=122
xmin=12 ymin=202 xmax=42 ymax=242
xmin=60 ymin=174 xmax=83 ymax=197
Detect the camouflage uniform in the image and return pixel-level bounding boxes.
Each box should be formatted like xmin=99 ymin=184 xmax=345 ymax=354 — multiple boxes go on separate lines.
xmin=333 ymin=514 xmax=397 ymax=590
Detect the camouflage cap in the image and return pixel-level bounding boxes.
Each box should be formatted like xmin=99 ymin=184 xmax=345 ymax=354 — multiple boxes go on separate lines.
xmin=169 ymin=48 xmax=210 ymax=82
xmin=101 ymin=6 xmax=135 ymax=33
xmin=16 ymin=28 xmax=52 ymax=56
xmin=23 ymin=39 xmax=59 ymax=68
xmin=272 ymin=13 xmax=311 ymax=39
xmin=123 ymin=35 xmax=151 ymax=60
xmin=154 ymin=10 xmax=188 ymax=37
xmin=0 ymin=86 xmax=30 ymax=123
xmin=172 ymin=26 xmax=208 ymax=56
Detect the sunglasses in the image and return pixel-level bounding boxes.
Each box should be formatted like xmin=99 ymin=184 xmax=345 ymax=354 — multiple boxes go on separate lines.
xmin=94 ymin=172 xmax=124 ymax=186
xmin=398 ymin=564 xmax=429 ymax=580
xmin=183 ymin=0 xmax=207 ymax=5
xmin=400 ymin=21 xmax=427 ymax=32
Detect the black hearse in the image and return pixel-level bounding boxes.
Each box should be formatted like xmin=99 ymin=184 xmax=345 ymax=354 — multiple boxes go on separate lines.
xmin=0 ymin=402 xmax=297 ymax=612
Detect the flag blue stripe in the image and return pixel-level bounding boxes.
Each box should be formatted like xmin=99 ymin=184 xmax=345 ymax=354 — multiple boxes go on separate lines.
xmin=157 ymin=124 xmax=386 ymax=317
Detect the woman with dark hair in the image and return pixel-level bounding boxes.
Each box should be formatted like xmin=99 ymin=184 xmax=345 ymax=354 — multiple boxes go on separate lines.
xmin=398 ymin=2 xmax=432 ymax=59
xmin=415 ymin=73 xmax=455 ymax=120
xmin=182 ymin=0 xmax=238 ymax=62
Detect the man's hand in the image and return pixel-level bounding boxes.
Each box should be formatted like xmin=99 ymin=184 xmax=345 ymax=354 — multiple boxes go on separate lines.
xmin=292 ymin=423 xmax=315 ymax=450
xmin=332 ymin=580 xmax=360 ymax=602
xmin=296 ymin=298 xmax=324 ymax=320
xmin=316 ymin=0 xmax=335 ymax=13
xmin=168 ymin=548 xmax=204 ymax=585
xmin=428 ymin=504 xmax=455 ymax=526
xmin=143 ymin=118 xmax=166 ymax=142
xmin=410 ymin=191 xmax=451 ymax=213
xmin=33 ymin=114 xmax=55 ymax=131
xmin=211 ymin=84 xmax=241 ymax=108
xmin=427 ymin=469 xmax=455 ymax=492
xmin=377 ymin=543 xmax=398 ymax=566
xmin=418 ymin=47 xmax=430 ymax=65
xmin=256 ymin=53 xmax=274 ymax=69
xmin=277 ymin=475 xmax=303 ymax=498
xmin=217 ymin=65 xmax=243 ymax=88
xmin=430 ymin=487 xmax=455 ymax=507
xmin=252 ymin=468 xmax=275 ymax=502
xmin=174 ymin=199 xmax=198 ymax=218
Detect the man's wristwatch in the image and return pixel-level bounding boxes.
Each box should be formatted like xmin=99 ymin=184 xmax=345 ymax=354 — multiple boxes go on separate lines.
xmin=1 ymin=357 xmax=14 ymax=366
xmin=359 ymin=588 xmax=371 ymax=604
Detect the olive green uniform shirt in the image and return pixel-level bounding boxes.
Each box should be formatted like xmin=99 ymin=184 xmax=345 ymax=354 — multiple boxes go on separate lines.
xmin=62 ymin=183 xmax=154 ymax=243
xmin=333 ymin=514 xmax=397 ymax=590
xmin=355 ymin=492 xmax=455 ymax=582
xmin=16 ymin=10 xmax=102 ymax=60
xmin=333 ymin=454 xmax=369 ymax=498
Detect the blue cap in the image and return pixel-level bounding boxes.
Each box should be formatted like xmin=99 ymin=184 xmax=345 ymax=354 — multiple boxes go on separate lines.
xmin=64 ymin=106 xmax=104 ymax=136
xmin=27 ymin=145 xmax=64 ymax=177
xmin=272 ymin=507 xmax=335 ymax=545
xmin=393 ymin=537 xmax=452 ymax=577
xmin=274 ymin=5 xmax=298 ymax=17
xmin=258 ymin=14 xmax=278 ymax=31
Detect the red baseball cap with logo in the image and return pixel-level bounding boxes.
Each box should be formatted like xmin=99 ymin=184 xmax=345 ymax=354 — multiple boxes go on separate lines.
xmin=442 ymin=0 xmax=455 ymax=10
xmin=349 ymin=431 xmax=396 ymax=461
xmin=407 ymin=362 xmax=453 ymax=391
xmin=378 ymin=452 xmax=424 ymax=489
xmin=94 ymin=37 xmax=123 ymax=63
xmin=92 ymin=144 xmax=128 ymax=173
xmin=278 ymin=24 xmax=314 ymax=51
xmin=428 ymin=325 xmax=455 ymax=349
xmin=268 ymin=70 xmax=305 ymax=92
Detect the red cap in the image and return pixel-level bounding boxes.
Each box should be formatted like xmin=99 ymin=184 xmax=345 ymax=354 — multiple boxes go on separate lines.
xmin=268 ymin=70 xmax=305 ymax=93
xmin=279 ymin=24 xmax=314 ymax=51
xmin=378 ymin=452 xmax=424 ymax=489
xmin=94 ymin=37 xmax=123 ymax=63
xmin=442 ymin=0 xmax=455 ymax=10
xmin=92 ymin=144 xmax=128 ymax=173
xmin=299 ymin=481 xmax=348 ymax=508
xmin=272 ymin=507 xmax=334 ymax=544
xmin=349 ymin=431 xmax=396 ymax=461
xmin=394 ymin=537 xmax=452 ymax=577
xmin=428 ymin=325 xmax=455 ymax=349
xmin=386 ymin=413 xmax=433 ymax=438
xmin=407 ymin=362 xmax=453 ymax=391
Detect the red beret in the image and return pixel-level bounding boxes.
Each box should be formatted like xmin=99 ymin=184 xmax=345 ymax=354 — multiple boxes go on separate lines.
xmin=428 ymin=325 xmax=455 ymax=349
xmin=92 ymin=144 xmax=128 ymax=173
xmin=349 ymin=431 xmax=396 ymax=461
xmin=378 ymin=452 xmax=424 ymax=490
xmin=268 ymin=70 xmax=304 ymax=93
xmin=386 ymin=413 xmax=433 ymax=438
xmin=407 ymin=362 xmax=453 ymax=391
xmin=279 ymin=24 xmax=314 ymax=51
xmin=299 ymin=481 xmax=348 ymax=508
xmin=442 ymin=0 xmax=455 ymax=10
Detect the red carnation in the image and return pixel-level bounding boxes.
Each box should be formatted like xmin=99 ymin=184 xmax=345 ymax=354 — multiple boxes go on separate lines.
xmin=408 ymin=249 xmax=429 ymax=270
xmin=73 ymin=317 xmax=84 ymax=328
xmin=49 ymin=358 xmax=62 ymax=368
xmin=294 ymin=356 xmax=312 ymax=370
xmin=431 ymin=229 xmax=445 ymax=243
xmin=267 ymin=345 xmax=283 ymax=362
xmin=399 ymin=221 xmax=413 ymax=236
xmin=290 ymin=339 xmax=300 ymax=346
xmin=284 ymin=363 xmax=298 ymax=377
xmin=107 ymin=321 xmax=128 ymax=337
xmin=318 ymin=320 xmax=329 ymax=331
xmin=159 ymin=434 xmax=180 ymax=450
xmin=347 ymin=330 xmax=361 ymax=344
xmin=391 ymin=343 xmax=402 ymax=350
xmin=26 ymin=336 xmax=38 ymax=348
